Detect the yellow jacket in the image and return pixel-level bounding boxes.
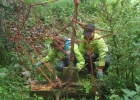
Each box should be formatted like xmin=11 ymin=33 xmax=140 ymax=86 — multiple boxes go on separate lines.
xmin=43 ymin=43 xmax=85 ymax=70
xmin=79 ymin=33 xmax=108 ymax=67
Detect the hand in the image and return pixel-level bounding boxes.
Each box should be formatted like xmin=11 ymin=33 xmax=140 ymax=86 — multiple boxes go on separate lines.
xmin=96 ymin=67 xmax=104 ymax=79
xmin=34 ymin=62 xmax=43 ymax=69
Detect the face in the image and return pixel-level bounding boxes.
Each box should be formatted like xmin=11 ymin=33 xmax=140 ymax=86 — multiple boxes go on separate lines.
xmin=84 ymin=32 xmax=94 ymax=40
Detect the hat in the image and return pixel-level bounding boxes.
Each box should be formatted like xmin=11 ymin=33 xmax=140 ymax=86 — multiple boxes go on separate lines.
xmin=83 ymin=24 xmax=95 ymax=36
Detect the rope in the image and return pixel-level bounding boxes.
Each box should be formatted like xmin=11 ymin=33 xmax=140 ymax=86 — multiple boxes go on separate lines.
xmin=0 ymin=0 xmax=113 ymax=91
xmin=88 ymin=43 xmax=97 ymax=96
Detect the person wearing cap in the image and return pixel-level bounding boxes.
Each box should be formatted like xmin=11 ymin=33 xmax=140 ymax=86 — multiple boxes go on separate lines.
xmin=34 ymin=37 xmax=85 ymax=72
xmin=79 ymin=23 xmax=110 ymax=78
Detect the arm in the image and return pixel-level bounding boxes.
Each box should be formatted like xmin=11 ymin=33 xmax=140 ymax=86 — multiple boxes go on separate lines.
xmin=93 ymin=34 xmax=107 ymax=78
xmin=96 ymin=37 xmax=107 ymax=67
xmin=74 ymin=44 xmax=85 ymax=70
xmin=42 ymin=49 xmax=56 ymax=63
xmin=79 ymin=36 xmax=86 ymax=54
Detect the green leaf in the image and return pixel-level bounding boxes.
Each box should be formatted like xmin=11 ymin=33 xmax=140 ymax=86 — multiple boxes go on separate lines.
xmin=0 ymin=68 xmax=8 ymax=73
xmin=24 ymin=0 xmax=32 ymax=4
xmin=95 ymin=96 xmax=99 ymax=100
xmin=109 ymin=94 xmax=122 ymax=100
xmin=123 ymin=94 xmax=129 ymax=100
xmin=122 ymin=89 xmax=137 ymax=97
xmin=0 ymin=86 xmax=7 ymax=93
xmin=135 ymin=83 xmax=140 ymax=93
xmin=134 ymin=95 xmax=140 ymax=100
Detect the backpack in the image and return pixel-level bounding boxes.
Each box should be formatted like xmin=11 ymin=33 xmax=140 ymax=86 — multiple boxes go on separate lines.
xmin=63 ymin=37 xmax=71 ymax=50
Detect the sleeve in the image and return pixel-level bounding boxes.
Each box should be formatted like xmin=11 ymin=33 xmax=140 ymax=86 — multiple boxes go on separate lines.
xmin=79 ymin=37 xmax=86 ymax=54
xmin=74 ymin=44 xmax=85 ymax=70
xmin=42 ymin=49 xmax=56 ymax=62
xmin=96 ymin=38 xmax=107 ymax=67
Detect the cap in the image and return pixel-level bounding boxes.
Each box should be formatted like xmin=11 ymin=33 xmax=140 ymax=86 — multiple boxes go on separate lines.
xmin=83 ymin=23 xmax=95 ymax=36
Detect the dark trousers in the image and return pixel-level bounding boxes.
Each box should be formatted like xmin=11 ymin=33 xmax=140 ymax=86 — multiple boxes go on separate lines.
xmin=83 ymin=53 xmax=110 ymax=75
xmin=56 ymin=56 xmax=77 ymax=72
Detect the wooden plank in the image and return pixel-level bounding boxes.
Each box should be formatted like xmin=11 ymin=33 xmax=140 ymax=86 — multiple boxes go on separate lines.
xmin=30 ymin=81 xmax=95 ymax=99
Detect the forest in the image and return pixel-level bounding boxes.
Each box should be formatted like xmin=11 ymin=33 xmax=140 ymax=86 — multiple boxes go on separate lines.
xmin=0 ymin=0 xmax=140 ymax=100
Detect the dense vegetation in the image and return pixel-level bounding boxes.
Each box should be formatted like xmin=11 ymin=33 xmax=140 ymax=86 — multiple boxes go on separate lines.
xmin=0 ymin=0 xmax=140 ymax=100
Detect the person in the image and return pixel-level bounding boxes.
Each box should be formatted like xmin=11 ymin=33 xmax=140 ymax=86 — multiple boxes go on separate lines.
xmin=34 ymin=37 xmax=85 ymax=72
xmin=79 ymin=23 xmax=110 ymax=78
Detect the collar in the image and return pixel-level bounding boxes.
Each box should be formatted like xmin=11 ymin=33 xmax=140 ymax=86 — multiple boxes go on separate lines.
xmin=84 ymin=36 xmax=94 ymax=42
